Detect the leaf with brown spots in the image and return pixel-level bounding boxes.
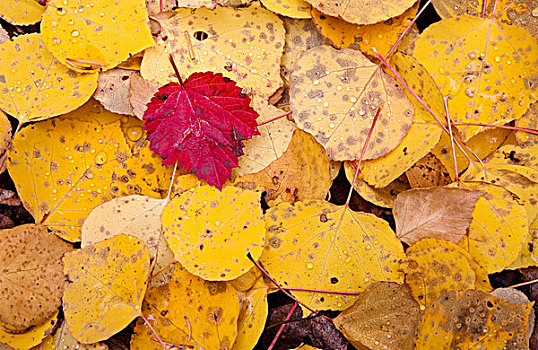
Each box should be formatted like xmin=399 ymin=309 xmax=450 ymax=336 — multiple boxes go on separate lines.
xmin=0 ymin=0 xmax=46 ymax=26
xmin=260 ymin=0 xmax=311 ymax=19
xmin=0 ymin=224 xmax=72 ymax=330
xmin=405 ymin=153 xmax=452 ymax=188
xmin=129 ymin=73 xmax=160 ymax=120
xmin=290 ymin=45 xmax=413 ymax=162
xmin=234 ymin=278 xmax=269 ymax=350
xmin=94 ymin=68 xmax=136 ymax=116
xmin=0 ymin=311 xmax=58 ymax=350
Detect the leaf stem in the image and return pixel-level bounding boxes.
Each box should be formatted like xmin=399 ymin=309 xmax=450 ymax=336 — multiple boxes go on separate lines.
xmin=148 ymin=259 xmax=176 ymax=282
xmin=166 ymin=161 xmax=179 ymax=201
xmin=268 ymin=302 xmax=298 ymax=350
xmin=444 ymin=97 xmax=459 ymax=182
xmin=386 ymin=0 xmax=431 ymax=59
xmin=168 ymin=54 xmax=184 ymax=86
xmin=507 ymin=278 xmax=538 ymax=289
xmin=140 ymin=312 xmax=169 ymax=350
xmin=451 ymin=122 xmax=538 ymax=135
xmin=257 ymin=111 xmax=292 ymax=127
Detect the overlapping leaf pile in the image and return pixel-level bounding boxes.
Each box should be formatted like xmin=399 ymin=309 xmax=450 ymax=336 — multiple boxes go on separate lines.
xmin=0 ymin=0 xmax=537 ymax=348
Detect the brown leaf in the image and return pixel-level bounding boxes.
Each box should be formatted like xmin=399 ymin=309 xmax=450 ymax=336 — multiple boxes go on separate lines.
xmin=93 ymin=69 xmax=135 ymax=116
xmin=405 ymin=153 xmax=451 ymax=188
xmin=129 ymin=73 xmax=160 ymax=120
xmin=0 ymin=224 xmax=72 ymax=330
xmin=334 ymin=282 xmax=420 ymax=350
xmin=393 ymin=187 xmax=485 ymax=245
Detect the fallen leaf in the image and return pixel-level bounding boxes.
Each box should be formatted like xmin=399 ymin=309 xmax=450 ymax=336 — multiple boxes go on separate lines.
xmin=260 ymin=200 xmax=405 ymax=310
xmin=235 ymin=129 xmax=331 ymax=206
xmin=0 ymin=224 xmax=71 ymax=330
xmin=0 ymin=33 xmax=98 ymax=123
xmin=0 ymin=0 xmax=46 ymax=25
xmin=334 ymin=282 xmax=420 ymax=350
xmin=141 ymin=6 xmax=285 ymax=98
xmin=63 ymin=234 xmax=150 ymax=343
xmin=129 ymin=73 xmax=160 ymax=120
xmin=414 ymin=15 xmax=538 ymax=140
xmin=94 ymin=69 xmax=135 ymax=116
xmin=260 ymin=0 xmax=311 ymax=18
xmin=233 ymin=278 xmax=269 ymax=350
xmin=0 ymin=110 xmax=12 ymax=158
xmin=53 ymin=320 xmax=109 ymax=350
xmin=393 ymin=187 xmax=484 ymax=245
xmin=486 ymin=143 xmax=538 ymax=182
xmin=405 ymin=153 xmax=451 ymax=188
xmin=516 ymin=102 xmax=537 ymax=145
xmin=0 ymin=25 xmax=8 ymax=44
xmin=145 ymin=0 xmax=217 ymax=15
xmin=41 ymin=0 xmax=154 ymax=73
xmin=0 ymin=312 xmax=58 ymax=350
xmin=415 ymin=289 xmax=533 ymax=348
xmin=162 ymin=185 xmax=265 ymax=281
xmin=290 ymin=45 xmax=413 ymax=161
xmin=507 ymin=217 xmax=538 ymax=270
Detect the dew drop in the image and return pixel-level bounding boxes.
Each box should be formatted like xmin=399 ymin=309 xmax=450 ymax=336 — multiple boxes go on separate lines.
xmin=57 ymin=7 xmax=66 ymax=15
xmin=127 ymin=126 xmax=143 ymax=142
xmin=71 ymin=30 xmax=80 ymax=37
xmin=438 ymin=67 xmax=445 ymax=74
xmin=68 ymin=19 xmax=74 ymax=25
xmin=494 ymin=56 xmax=501 ymax=62
xmin=465 ymin=88 xmax=475 ymax=98
xmin=313 ymin=80 xmax=319 ymax=85
xmin=306 ymin=263 xmax=314 ymax=269
xmin=51 ymin=20 xmax=57 ymax=26
xmin=52 ymin=37 xmax=61 ymax=44
xmin=94 ymin=151 xmax=107 ymax=165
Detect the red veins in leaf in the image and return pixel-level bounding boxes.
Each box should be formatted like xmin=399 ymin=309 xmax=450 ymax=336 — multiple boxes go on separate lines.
xmin=143 ymin=72 xmax=259 ymax=189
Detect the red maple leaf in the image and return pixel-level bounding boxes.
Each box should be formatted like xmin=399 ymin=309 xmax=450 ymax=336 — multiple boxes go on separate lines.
xmin=144 ymin=70 xmax=259 ymax=189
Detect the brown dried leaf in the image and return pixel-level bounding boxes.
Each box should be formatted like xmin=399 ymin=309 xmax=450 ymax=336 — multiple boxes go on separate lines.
xmin=405 ymin=153 xmax=451 ymax=188
xmin=94 ymin=69 xmax=135 ymax=116
xmin=129 ymin=73 xmax=160 ymax=120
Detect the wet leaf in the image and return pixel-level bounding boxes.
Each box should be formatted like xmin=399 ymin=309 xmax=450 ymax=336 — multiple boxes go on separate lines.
xmin=393 ymin=187 xmax=484 ymax=245
xmin=334 ymin=282 xmax=420 ymax=350
xmin=141 ymin=6 xmax=285 ymax=98
xmin=0 ymin=224 xmax=71 ymax=330
xmin=260 ymin=0 xmax=311 ymax=18
xmin=415 ymin=289 xmax=533 ymax=349
xmin=233 ymin=278 xmax=269 ymax=350
xmin=63 ymin=234 xmax=150 ymax=343
xmin=0 ymin=33 xmax=98 ymax=123
xmin=94 ymin=69 xmax=135 ymax=116
xmin=41 ymin=0 xmax=154 ymax=73
xmin=0 ymin=0 xmax=46 ymax=26
xmin=515 ymin=102 xmax=537 ymax=145
xmin=507 ymin=217 xmax=538 ymax=270
xmin=144 ymin=71 xmax=259 ymax=189
xmin=0 ymin=312 xmax=58 ymax=350
xmin=290 ymin=45 xmax=413 ymax=161
xmin=260 ymin=200 xmax=405 ymax=310
xmin=414 ymin=15 xmax=538 ymax=140
xmin=7 ymin=102 xmax=131 ymax=242
xmin=162 ymin=185 xmax=265 ymax=281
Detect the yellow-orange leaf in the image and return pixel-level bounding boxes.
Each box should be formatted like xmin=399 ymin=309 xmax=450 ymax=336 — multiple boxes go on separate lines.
xmin=233 ymin=278 xmax=269 ymax=350
xmin=0 ymin=0 xmax=45 ymax=26
xmin=0 ymin=312 xmax=58 ymax=350
xmin=261 ymin=0 xmax=311 ymax=18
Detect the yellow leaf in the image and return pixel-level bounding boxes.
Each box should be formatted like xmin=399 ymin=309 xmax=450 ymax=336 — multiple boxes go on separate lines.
xmin=515 ymin=101 xmax=537 ymax=144
xmin=456 ymin=182 xmax=529 ymax=273
xmin=141 ymin=6 xmax=284 ymax=98
xmin=0 ymin=312 xmax=58 ymax=350
xmin=334 ymin=282 xmax=420 ymax=350
xmin=357 ymin=53 xmax=444 ymax=187
xmin=0 ymin=110 xmax=12 ymax=158
xmin=311 ymin=2 xmax=418 ymax=57
xmin=233 ymin=278 xmax=269 ymax=350
xmin=0 ymin=224 xmax=72 ymax=330
xmin=234 ymin=97 xmax=296 ymax=176
xmin=260 ymin=0 xmax=311 ymax=18
xmin=306 ymin=0 xmax=416 ymax=25
xmin=63 ymin=234 xmax=150 ymax=343
xmin=415 ymin=290 xmax=533 ymax=349
xmin=0 ymin=0 xmax=46 ymax=26
xmin=41 ymin=0 xmax=154 ymax=73
xmin=235 ymin=129 xmax=331 ymax=207
xmin=290 ymin=45 xmax=413 ymax=161
xmin=485 ymin=143 xmax=538 ymax=182
xmin=162 ymin=185 xmax=265 ymax=281
xmin=260 ymin=200 xmax=405 ymax=310
xmin=53 ymin=320 xmax=109 ymax=350
xmin=414 ymin=15 xmax=538 ymax=140
xmin=7 ymin=103 xmax=131 ymax=242
xmin=94 ymin=69 xmax=135 ymax=116
xmin=0 ymin=33 xmax=98 ymax=123
xmin=401 ymin=238 xmax=490 ymax=307
xmin=507 ymin=217 xmax=538 ymax=270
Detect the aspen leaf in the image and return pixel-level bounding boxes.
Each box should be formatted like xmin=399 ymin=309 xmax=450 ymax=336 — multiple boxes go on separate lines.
xmin=305 ymin=0 xmax=416 ymax=25
xmin=507 ymin=217 xmax=538 ymax=272
xmin=132 ymin=266 xmax=240 ymax=350
xmin=162 ymin=185 xmax=265 ymax=281
xmin=329 ymin=160 xmax=341 ymax=180
xmin=486 ymin=143 xmax=538 ymax=182
xmin=344 ymin=163 xmax=410 ymax=208
xmin=0 ymin=224 xmax=71 ymax=330
xmin=235 ymin=129 xmax=331 ymax=207
xmin=334 ymin=282 xmax=420 ymax=350
xmin=456 ymin=182 xmax=529 ymax=273
xmin=405 ymin=153 xmax=451 ymax=188
xmin=515 ymin=102 xmax=537 ymax=144
xmin=0 ymin=110 xmax=12 ymax=158
xmin=41 ymin=0 xmax=154 ymax=73
xmin=0 ymin=0 xmax=46 ymax=26
xmin=63 ymin=234 xmax=150 ymax=344
xmin=393 ymin=187 xmax=484 ymax=245
xmin=94 ymin=69 xmax=135 ymax=116
xmin=53 ymin=320 xmax=109 ymax=350
xmin=414 ymin=15 xmax=538 ymax=140
xmin=260 ymin=200 xmax=405 ymax=310
xmin=0 ymin=25 xmax=7 ymax=45
xmin=415 ymin=290 xmax=533 ymax=349
xmin=145 ymin=0 xmax=217 ymax=15
xmin=311 ymin=2 xmax=418 ymax=57
xmin=260 ymin=0 xmax=311 ymax=18
xmin=141 ymin=6 xmax=285 ymax=98
xmin=234 ymin=96 xmax=296 ymax=176
xmin=401 ymin=238 xmax=489 ymax=307
xmin=7 ymin=104 xmax=131 ymax=242
xmin=230 ymin=268 xmax=262 ymax=292
xmin=290 ymin=45 xmax=413 ymax=161
xmin=81 ymin=195 xmax=167 ymax=260
xmin=0 ymin=312 xmax=58 ymax=350
xmin=233 ymin=278 xmax=269 ymax=350
xmin=129 ymin=73 xmax=160 ymax=120
xmin=0 ymin=33 xmax=98 ymax=123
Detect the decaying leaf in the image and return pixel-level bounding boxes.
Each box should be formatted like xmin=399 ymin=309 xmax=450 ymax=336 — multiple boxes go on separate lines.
xmin=393 ymin=187 xmax=484 ymax=245
xmin=129 ymin=73 xmax=160 ymax=120
xmin=162 ymin=185 xmax=265 ymax=281
xmin=233 ymin=278 xmax=269 ymax=350
xmin=53 ymin=320 xmax=109 ymax=350
xmin=0 ymin=224 xmax=71 ymax=330
xmin=0 ymin=0 xmax=46 ymax=26
xmin=414 ymin=15 xmax=538 ymax=140
xmin=94 ymin=69 xmax=135 ymax=116
xmin=63 ymin=234 xmax=150 ymax=343
xmin=0 ymin=312 xmax=58 ymax=350
xmin=261 ymin=0 xmax=311 ymax=18
xmin=41 ymin=0 xmax=154 ymax=73
xmin=0 ymin=33 xmax=98 ymax=123
xmin=141 ymin=6 xmax=285 ymax=98
xmin=290 ymin=45 xmax=413 ymax=161
xmin=334 ymin=282 xmax=420 ymax=350
xmin=405 ymin=153 xmax=451 ymax=188
xmin=235 ymin=129 xmax=331 ymax=206
xmin=260 ymin=200 xmax=405 ymax=310
xmin=0 ymin=110 xmax=12 ymax=158
xmin=515 ymin=102 xmax=537 ymax=145
xmin=415 ymin=289 xmax=533 ymax=349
